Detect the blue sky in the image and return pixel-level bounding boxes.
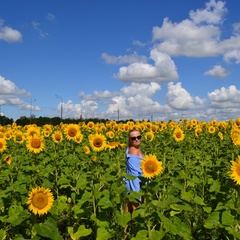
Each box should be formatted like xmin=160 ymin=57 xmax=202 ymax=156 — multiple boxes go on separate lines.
xmin=0 ymin=0 xmax=240 ymax=122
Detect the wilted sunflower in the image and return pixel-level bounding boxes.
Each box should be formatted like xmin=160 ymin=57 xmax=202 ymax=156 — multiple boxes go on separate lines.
xmin=64 ymin=124 xmax=80 ymax=141
xmin=0 ymin=138 xmax=7 ymax=152
xmin=26 ymin=135 xmax=45 ymax=154
xmin=89 ymin=133 xmax=107 ymax=152
xmin=52 ymin=130 xmax=63 ymax=144
xmin=26 ymin=187 xmax=54 ymax=216
xmin=173 ymin=128 xmax=185 ymax=142
xmin=141 ymin=154 xmax=163 ymax=179
xmin=230 ymin=156 xmax=240 ymax=185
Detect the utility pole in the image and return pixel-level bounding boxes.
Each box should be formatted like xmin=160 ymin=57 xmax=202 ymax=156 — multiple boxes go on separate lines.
xmin=29 ymin=99 xmax=36 ymax=124
xmin=55 ymin=95 xmax=63 ymax=119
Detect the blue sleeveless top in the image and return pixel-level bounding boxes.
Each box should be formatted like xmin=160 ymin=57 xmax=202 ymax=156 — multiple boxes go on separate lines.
xmin=125 ymin=148 xmax=143 ymax=193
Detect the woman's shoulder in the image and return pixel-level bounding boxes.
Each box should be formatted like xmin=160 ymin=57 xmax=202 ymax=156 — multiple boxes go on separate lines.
xmin=128 ymin=147 xmax=138 ymax=155
xmin=126 ymin=147 xmax=143 ymax=158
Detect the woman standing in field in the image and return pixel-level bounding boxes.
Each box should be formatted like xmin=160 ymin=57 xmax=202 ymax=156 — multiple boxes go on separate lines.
xmin=124 ymin=129 xmax=144 ymax=213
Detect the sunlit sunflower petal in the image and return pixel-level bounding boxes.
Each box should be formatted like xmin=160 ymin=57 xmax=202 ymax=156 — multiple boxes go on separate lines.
xmin=0 ymin=138 xmax=7 ymax=152
xmin=230 ymin=156 xmax=240 ymax=185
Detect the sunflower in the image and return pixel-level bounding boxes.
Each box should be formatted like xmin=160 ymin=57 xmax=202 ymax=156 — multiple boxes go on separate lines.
xmin=107 ymin=141 xmax=121 ymax=150
xmin=83 ymin=146 xmax=90 ymax=154
xmin=64 ymin=124 xmax=80 ymax=141
xmin=186 ymin=122 xmax=193 ymax=130
xmin=211 ymin=119 xmax=217 ymax=126
xmin=218 ymin=132 xmax=223 ymax=140
xmin=13 ymin=130 xmax=25 ymax=144
xmin=4 ymin=130 xmax=12 ymax=140
xmin=5 ymin=155 xmax=12 ymax=165
xmin=0 ymin=138 xmax=7 ymax=152
xmin=26 ymin=126 xmax=41 ymax=137
xmin=145 ymin=131 xmax=154 ymax=142
xmin=43 ymin=130 xmax=51 ymax=137
xmin=74 ymin=133 xmax=83 ymax=143
xmin=87 ymin=121 xmax=95 ymax=129
xmin=190 ymin=119 xmax=198 ymax=126
xmin=159 ymin=122 xmax=167 ymax=131
xmin=26 ymin=135 xmax=45 ymax=154
xmin=43 ymin=124 xmax=53 ymax=133
xmin=230 ymin=156 xmax=240 ymax=185
xmin=232 ymin=133 xmax=240 ymax=146
xmin=0 ymin=132 xmax=4 ymax=138
xmin=106 ymin=131 xmax=115 ymax=139
xmin=141 ymin=154 xmax=163 ymax=179
xmin=208 ymin=126 xmax=215 ymax=134
xmin=195 ymin=127 xmax=202 ymax=137
xmin=91 ymin=155 xmax=97 ymax=162
xmin=173 ymin=128 xmax=185 ymax=142
xmin=52 ymin=130 xmax=63 ymax=144
xmin=26 ymin=187 xmax=54 ymax=216
xmin=88 ymin=133 xmax=107 ymax=152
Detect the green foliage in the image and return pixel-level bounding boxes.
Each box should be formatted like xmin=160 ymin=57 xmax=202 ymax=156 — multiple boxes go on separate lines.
xmin=0 ymin=119 xmax=240 ymax=239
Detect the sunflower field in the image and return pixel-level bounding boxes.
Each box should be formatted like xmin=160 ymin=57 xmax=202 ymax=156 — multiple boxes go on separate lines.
xmin=1 ymin=118 xmax=240 ymax=240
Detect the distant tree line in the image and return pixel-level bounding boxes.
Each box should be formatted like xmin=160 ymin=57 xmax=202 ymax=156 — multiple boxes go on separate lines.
xmin=0 ymin=115 xmax=134 ymax=127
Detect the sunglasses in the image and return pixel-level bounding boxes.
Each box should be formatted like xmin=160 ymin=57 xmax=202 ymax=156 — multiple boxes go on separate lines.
xmin=130 ymin=135 xmax=141 ymax=141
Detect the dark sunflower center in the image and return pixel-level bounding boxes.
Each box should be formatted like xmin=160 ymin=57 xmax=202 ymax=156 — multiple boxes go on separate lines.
xmin=55 ymin=134 xmax=61 ymax=141
xmin=68 ymin=129 xmax=77 ymax=137
xmin=176 ymin=132 xmax=182 ymax=138
xmin=16 ymin=135 xmax=22 ymax=141
xmin=146 ymin=161 xmax=157 ymax=173
xmin=236 ymin=166 xmax=240 ymax=176
xmin=32 ymin=193 xmax=48 ymax=209
xmin=31 ymin=139 xmax=41 ymax=148
xmin=94 ymin=138 xmax=102 ymax=147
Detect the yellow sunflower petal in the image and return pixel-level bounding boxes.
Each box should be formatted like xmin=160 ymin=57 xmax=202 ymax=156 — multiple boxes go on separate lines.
xmin=230 ymin=156 xmax=240 ymax=185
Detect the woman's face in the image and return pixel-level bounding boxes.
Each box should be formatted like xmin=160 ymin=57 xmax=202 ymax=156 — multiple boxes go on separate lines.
xmin=129 ymin=130 xmax=141 ymax=147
